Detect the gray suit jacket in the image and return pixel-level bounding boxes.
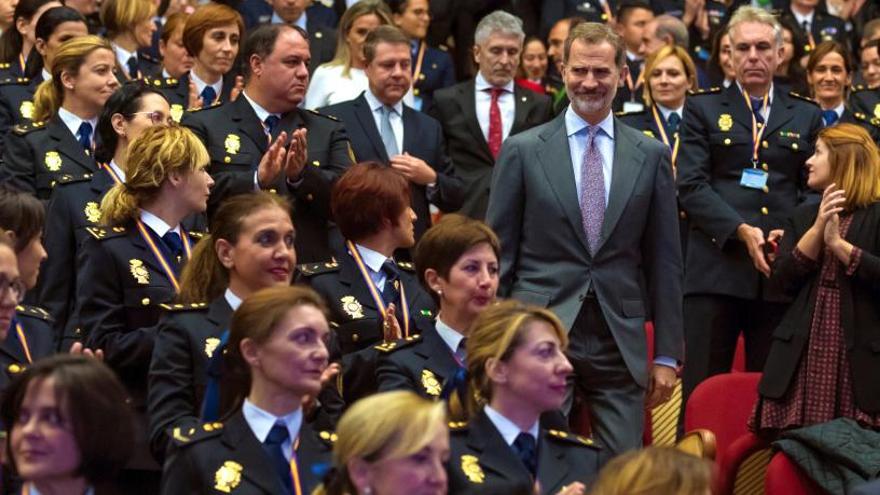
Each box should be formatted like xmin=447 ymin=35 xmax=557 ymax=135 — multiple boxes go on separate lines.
xmin=486 ymin=111 xmax=684 ymax=387
xmin=854 ymin=480 xmax=880 ymax=495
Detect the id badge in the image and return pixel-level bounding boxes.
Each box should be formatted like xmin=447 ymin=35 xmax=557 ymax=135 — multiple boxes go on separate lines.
xmin=740 ymin=168 xmax=768 ymax=189
xmin=623 ymin=101 xmax=645 ymax=113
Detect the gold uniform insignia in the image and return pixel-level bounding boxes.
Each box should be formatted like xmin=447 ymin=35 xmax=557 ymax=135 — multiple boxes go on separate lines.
xmin=341 ymin=295 xmax=364 ymax=319
xmin=224 ymin=134 xmax=241 ymax=155
xmin=717 ymin=114 xmax=733 ymax=132
xmin=204 ymin=337 xmax=220 ymax=358
xmin=84 ymin=201 xmax=101 ymax=224
xmin=213 ymin=461 xmax=243 ymax=493
xmin=45 ymin=151 xmax=62 ymax=172
xmin=421 ymin=369 xmax=441 ymax=396
xmin=874 ymin=103 xmax=880 ymax=120
xmin=170 ymin=104 xmax=184 ymax=123
xmin=129 ymin=259 xmax=150 ymax=284
xmin=642 ymin=129 xmax=655 ymax=138
xmin=460 ymin=455 xmax=485 ymax=484
xmin=19 ymin=100 xmax=33 ymax=120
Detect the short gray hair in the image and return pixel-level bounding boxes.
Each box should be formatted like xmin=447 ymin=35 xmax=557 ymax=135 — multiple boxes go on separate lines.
xmin=727 ymin=6 xmax=783 ymax=47
xmin=474 ymin=10 xmax=525 ymax=46
xmin=654 ymin=15 xmax=689 ymax=47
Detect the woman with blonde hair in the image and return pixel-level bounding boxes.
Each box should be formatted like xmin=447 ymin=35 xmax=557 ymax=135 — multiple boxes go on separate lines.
xmin=0 ymin=35 xmax=118 ymax=199
xmin=75 ymin=124 xmax=212 ymax=492
xmin=590 ymin=447 xmax=713 ymax=495
xmin=314 ymin=390 xmax=449 ymax=495
xmin=100 ymin=0 xmax=158 ymax=81
xmin=446 ymin=300 xmax=600 ymax=495
xmin=753 ymin=123 xmax=880 ymax=433
xmin=161 ymin=285 xmax=334 ymax=495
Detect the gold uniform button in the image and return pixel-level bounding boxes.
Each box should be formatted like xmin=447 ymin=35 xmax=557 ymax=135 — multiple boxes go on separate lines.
xmin=306 ymin=193 xmax=314 ymax=201
xmin=141 ymin=297 xmax=150 ymax=306
xmin=723 ymin=138 xmax=731 ymax=145
xmin=224 ymin=156 xmax=231 ymax=163
xmin=312 ymin=160 xmax=320 ymax=167
xmin=791 ymin=142 xmax=799 ymax=150
xmin=762 ymin=186 xmax=769 ymax=193
xmin=352 ymin=333 xmax=359 ymax=342
xmin=761 ymin=207 xmax=769 ymax=215
xmin=413 ymin=88 xmax=420 ymax=96
xmin=679 ymin=210 xmax=687 ymax=219
xmin=762 ymin=163 xmax=769 ymax=171
xmin=762 ymin=140 xmax=769 ymax=149
xmin=268 ymin=188 xmax=277 ymax=194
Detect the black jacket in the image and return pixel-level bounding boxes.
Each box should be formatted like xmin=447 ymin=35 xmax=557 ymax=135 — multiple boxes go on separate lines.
xmin=0 ymin=305 xmax=54 ymax=392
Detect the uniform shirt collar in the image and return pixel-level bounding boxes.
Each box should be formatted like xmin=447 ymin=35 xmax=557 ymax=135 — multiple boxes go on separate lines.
xmin=113 ymin=43 xmax=136 ymax=68
xmin=792 ymin=9 xmax=815 ymax=26
xmin=434 ymin=317 xmax=465 ymax=354
xmin=364 ymin=88 xmax=403 ymax=115
xmin=735 ymin=80 xmax=774 ymax=104
xmin=565 ymin=105 xmax=615 ymax=139
xmin=27 ymin=484 xmax=95 ymax=495
xmin=483 ymin=405 xmax=539 ymax=446
xmin=832 ymin=102 xmax=845 ymax=117
xmin=242 ymin=398 xmax=303 ymax=445
xmin=242 ymin=91 xmax=279 ymax=122
xmin=108 ymin=159 xmax=126 ymax=183
xmin=271 ymin=9 xmax=307 ymax=29
xmin=190 ymin=69 xmax=222 ymax=96
xmin=224 ymin=288 xmax=243 ymax=310
xmin=139 ymin=209 xmax=179 ymax=237
xmin=58 ymin=107 xmax=98 ymax=141
xmin=41 ymin=68 xmax=51 ymax=82
xmin=354 ymin=244 xmax=388 ymax=274
xmin=626 ymin=50 xmax=642 ymax=62
xmin=475 ymin=72 xmax=514 ymax=93
xmin=656 ymin=103 xmax=683 ymax=121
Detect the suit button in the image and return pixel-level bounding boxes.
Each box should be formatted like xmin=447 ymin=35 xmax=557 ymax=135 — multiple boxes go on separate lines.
xmin=352 ymin=333 xmax=359 ymax=342
xmin=762 ymin=140 xmax=769 ymax=149
xmin=762 ymin=186 xmax=769 ymax=193
xmin=723 ymin=138 xmax=731 ymax=145
xmin=312 ymin=160 xmax=320 ymax=167
xmin=791 ymin=142 xmax=799 ymax=150
xmin=761 ymin=207 xmax=769 ymax=215
xmin=679 ymin=210 xmax=687 ymax=219
xmin=142 ymin=297 xmax=150 ymax=306
xmin=761 ymin=163 xmax=768 ymax=171
xmin=224 ymin=156 xmax=231 ymax=163
xmin=711 ymin=238 xmax=717 ymax=244
xmin=306 ymin=193 xmax=314 ymax=201
xmin=269 ymin=188 xmax=277 ymax=194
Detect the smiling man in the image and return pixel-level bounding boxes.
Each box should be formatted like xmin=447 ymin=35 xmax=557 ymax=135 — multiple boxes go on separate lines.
xmin=676 ymin=7 xmax=823 ymax=408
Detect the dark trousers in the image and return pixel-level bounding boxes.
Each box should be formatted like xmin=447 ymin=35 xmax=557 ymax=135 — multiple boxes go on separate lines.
xmin=566 ymin=296 xmax=645 ymax=457
xmin=681 ymin=294 xmax=787 ymax=404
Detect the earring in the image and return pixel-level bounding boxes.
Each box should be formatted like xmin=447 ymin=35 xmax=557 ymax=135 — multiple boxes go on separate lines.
xmin=363 ymin=488 xmax=372 ymax=495
xmin=436 ymin=289 xmax=443 ymax=296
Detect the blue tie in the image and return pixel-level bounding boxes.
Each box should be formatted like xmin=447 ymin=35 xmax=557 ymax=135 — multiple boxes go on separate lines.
xmin=126 ymin=56 xmax=139 ymax=79
xmin=750 ymin=96 xmax=765 ymax=124
xmin=666 ymin=112 xmax=681 ymax=135
xmin=264 ymin=115 xmax=280 ymax=136
xmin=822 ymin=109 xmax=839 ymax=126
xmin=381 ymin=259 xmax=400 ymax=307
xmin=513 ymin=432 xmax=537 ymax=477
xmin=162 ymin=231 xmax=183 ymax=258
xmin=263 ymin=424 xmax=294 ymax=494
xmin=77 ymin=122 xmax=92 ymax=153
xmin=200 ymin=85 xmax=217 ymax=105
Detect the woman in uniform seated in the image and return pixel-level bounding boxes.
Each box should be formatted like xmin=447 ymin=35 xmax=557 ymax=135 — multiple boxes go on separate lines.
xmin=376 ymin=214 xmax=499 ymax=400
xmin=313 ymin=390 xmax=449 ymax=495
xmin=0 ymin=35 xmax=118 ymax=199
xmin=0 ymin=355 xmax=135 ymax=495
xmin=148 ymin=191 xmax=296 ymax=459
xmin=161 ymin=285 xmax=334 ymax=495
xmin=446 ymin=299 xmax=600 ymax=495
xmin=100 ymin=0 xmax=159 ymax=82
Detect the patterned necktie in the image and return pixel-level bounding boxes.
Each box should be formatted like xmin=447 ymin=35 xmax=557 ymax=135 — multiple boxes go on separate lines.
xmin=455 ymin=337 xmax=467 ymax=364
xmin=126 ymin=56 xmax=138 ymax=79
xmin=77 ymin=122 xmax=93 ymax=153
xmin=580 ymin=126 xmax=605 ymax=254
xmin=667 ymin=112 xmax=681 ymax=135
xmin=487 ymin=87 xmax=504 ymax=158
xmin=750 ymin=96 xmax=765 ymax=124
xmin=263 ymin=423 xmax=294 ymax=494
xmin=200 ymin=85 xmax=217 ymax=106
xmin=264 ymin=115 xmax=280 ymax=136
xmin=379 ymin=105 xmax=399 ymax=158
xmin=822 ymin=109 xmax=839 ymax=126
xmin=512 ymin=432 xmax=538 ymax=477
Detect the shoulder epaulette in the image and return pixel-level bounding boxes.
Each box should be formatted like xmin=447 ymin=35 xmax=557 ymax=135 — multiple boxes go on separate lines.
xmin=85 ymin=225 xmax=126 ymax=240
xmin=851 ymin=84 xmax=871 ymax=93
xmin=615 ymin=108 xmax=647 ymax=117
xmin=373 ymin=334 xmax=423 ymax=353
xmin=159 ymin=302 xmax=209 ymax=311
xmin=448 ymin=421 xmax=468 ymax=431
xmin=688 ymin=87 xmax=721 ymax=96
xmin=297 ymin=260 xmax=340 ymax=276
xmin=789 ymin=92 xmax=819 ymax=106
xmin=545 ymin=429 xmax=599 ymax=449
xmin=397 ymin=260 xmax=415 ymax=272
xmin=0 ymin=76 xmax=28 ymax=86
xmin=317 ymin=430 xmax=338 ymax=446
xmin=170 ymin=422 xmax=224 ymax=447
xmin=12 ymin=120 xmax=46 ymax=135
xmin=15 ymin=304 xmax=51 ymax=321
xmin=187 ymin=231 xmax=206 ymax=240
xmin=188 ymin=100 xmax=222 ymax=113
xmin=145 ymin=76 xmax=179 ymax=89
xmin=306 ymin=108 xmax=340 ymax=121
xmin=56 ymin=173 xmax=93 ymax=185
xmin=0 ymin=62 xmax=9 ymax=69
xmin=140 ymin=52 xmax=159 ymax=64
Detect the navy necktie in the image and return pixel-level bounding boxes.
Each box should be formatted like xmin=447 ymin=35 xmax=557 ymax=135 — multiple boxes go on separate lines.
xmin=263 ymin=424 xmax=294 ymax=494
xmin=200 ymin=85 xmax=217 ymax=105
xmin=512 ymin=432 xmax=538 ymax=477
xmin=750 ymin=96 xmax=766 ymax=124
xmin=381 ymin=259 xmax=400 ymax=307
xmin=666 ymin=112 xmax=681 ymax=135
xmin=126 ymin=56 xmax=138 ymax=79
xmin=822 ymin=109 xmax=839 ymax=126
xmin=162 ymin=231 xmax=184 ymax=265
xmin=264 ymin=115 xmax=280 ymax=136
xmin=77 ymin=122 xmax=93 ymax=153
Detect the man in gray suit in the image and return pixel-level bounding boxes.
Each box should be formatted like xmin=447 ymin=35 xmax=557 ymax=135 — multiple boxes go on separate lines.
xmin=486 ymin=22 xmax=684 ymax=456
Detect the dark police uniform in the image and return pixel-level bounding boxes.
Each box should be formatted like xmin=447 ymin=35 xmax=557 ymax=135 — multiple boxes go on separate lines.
xmin=0 ymin=117 xmax=98 ymax=199
xmin=0 ymin=305 xmax=54 ymax=391
xmin=411 ymin=40 xmax=455 ymax=111
xmin=148 ymin=297 xmax=231 ymax=461
xmin=781 ymin=9 xmax=847 ymax=54
xmin=160 ymin=411 xmax=333 ymax=495
xmin=676 ymin=84 xmax=823 ymax=401
xmin=375 ymin=322 xmax=461 ymax=400
xmin=112 ymin=50 xmax=161 ymax=84
xmin=153 ymin=71 xmax=238 ymax=116
xmin=0 ymin=76 xmax=40 ymax=146
xmin=838 ymin=107 xmax=880 ymax=143
xmin=850 ymin=85 xmax=880 ymax=122
xmin=447 ymin=410 xmax=601 ymax=495
xmin=183 ymin=96 xmax=354 ymax=263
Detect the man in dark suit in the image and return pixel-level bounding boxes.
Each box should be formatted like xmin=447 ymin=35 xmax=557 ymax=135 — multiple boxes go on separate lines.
xmin=612 ymin=0 xmax=654 ymax=112
xmin=780 ymin=0 xmax=846 ymax=52
xmin=677 ymin=7 xmax=824 ymax=403
xmin=487 ymin=22 xmax=683 ymax=455
xmin=183 ymin=24 xmax=353 ymax=263
xmin=429 ymin=11 xmax=552 ymax=220
xmin=321 ymin=26 xmax=463 ymax=243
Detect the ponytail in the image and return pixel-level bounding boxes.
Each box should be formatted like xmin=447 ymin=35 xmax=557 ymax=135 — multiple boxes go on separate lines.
xmin=177 ymin=234 xmax=228 ymax=303
xmin=99 ymin=183 xmax=140 ymax=226
xmin=32 ymin=35 xmax=113 ymax=122
xmin=31 ymin=78 xmax=61 ymax=123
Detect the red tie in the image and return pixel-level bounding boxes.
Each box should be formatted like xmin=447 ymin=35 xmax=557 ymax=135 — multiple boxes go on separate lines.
xmin=487 ymin=87 xmax=504 ymax=159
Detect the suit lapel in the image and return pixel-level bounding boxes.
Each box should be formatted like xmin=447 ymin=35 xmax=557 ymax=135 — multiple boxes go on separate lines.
xmin=205 ymin=297 xmax=233 ymax=331
xmin=722 ymin=84 xmax=754 ymax=134
xmin=466 ymin=411 xmax=532 ymax=483
xmin=338 ymin=248 xmax=379 ymax=312
xmin=229 ymin=98 xmax=268 ymax=155
xmin=458 ymin=81 xmax=493 ymax=159
xmin=0 ymin=323 xmax=26 ymax=363
xmin=598 ymin=121 xmax=645 ymax=250
xmin=402 ymin=106 xmax=418 ymax=156
xmin=762 ymin=88 xmax=796 ymax=138
xmin=510 ymin=85 xmax=532 ymax=135
xmin=48 ymin=119 xmax=94 ymax=173
xmin=128 ymin=224 xmax=175 ymax=279
xmin=416 ymin=326 xmax=460 ymax=382
xmin=221 ymin=412 xmax=282 ymax=494
xmin=89 ymin=167 xmax=116 ymax=196
xmin=536 ymin=435 xmax=570 ymax=493
xmin=352 ymin=94 xmax=388 ymax=161
xmin=537 ymin=114 xmax=591 ymax=254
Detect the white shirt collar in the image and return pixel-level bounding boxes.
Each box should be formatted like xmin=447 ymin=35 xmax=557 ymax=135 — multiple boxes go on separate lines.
xmin=41 ymin=68 xmax=51 ymax=82
xmin=364 ymin=88 xmax=404 ymax=115
xmin=792 ymin=9 xmax=815 ymax=27
xmin=354 ymin=244 xmax=388 ymax=274
xmin=27 ymin=484 xmax=95 ymax=495
xmin=483 ymin=405 xmax=540 ymax=446
xmin=475 ymin=72 xmax=514 ymax=94
xmin=242 ymin=398 xmax=303 ymax=445
xmin=434 ymin=317 xmax=465 ymax=354
xmin=190 ymin=69 xmax=222 ymax=95
xmin=224 ymin=288 xmax=243 ymax=310
xmin=242 ymin=91 xmax=279 ymax=122
xmin=58 ymin=107 xmax=98 ymax=143
xmin=626 ymin=50 xmax=642 ymax=62
xmin=113 ymin=43 xmax=136 ymax=68
xmin=735 ymin=81 xmax=774 ymax=104
xmin=656 ymin=103 xmax=683 ymax=121
xmin=139 ymin=209 xmax=179 ymax=237
xmin=271 ymin=9 xmax=307 ymax=30
xmin=162 ymin=68 xmax=172 ymax=79
xmin=832 ymin=102 xmax=845 ymax=117
xmin=564 ymin=105 xmax=615 ymax=140
xmin=108 ymin=159 xmax=126 ymax=183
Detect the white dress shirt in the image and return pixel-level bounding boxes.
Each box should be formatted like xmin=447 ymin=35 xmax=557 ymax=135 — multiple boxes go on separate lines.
xmin=483 ymin=405 xmax=539 ymax=447
xmin=58 ymin=107 xmax=98 ymax=149
xmin=364 ymin=89 xmax=404 ymax=155
xmin=735 ymin=81 xmax=774 ymax=122
xmin=475 ymin=72 xmax=515 ymax=144
xmin=113 ymin=43 xmax=137 ymax=74
xmin=190 ymin=70 xmax=223 ymax=101
xmin=107 ymin=159 xmax=126 ymax=183
xmin=271 ymin=9 xmax=307 ymax=30
xmin=242 ymin=399 xmax=303 ymax=460
xmin=140 ymin=209 xmax=181 ymax=238
xmin=656 ymin=103 xmax=683 ymax=123
xmin=565 ymin=107 xmax=615 ymax=206
xmin=27 ymin=484 xmax=95 ymax=495
xmin=354 ymin=244 xmax=390 ymax=290
xmin=792 ymin=9 xmax=815 ymax=31
xmin=434 ymin=317 xmax=465 ymax=355
xmin=224 ymin=288 xmax=243 ymax=311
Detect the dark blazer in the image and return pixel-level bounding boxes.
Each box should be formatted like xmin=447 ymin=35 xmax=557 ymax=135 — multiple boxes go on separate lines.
xmin=0 ymin=305 xmax=54 ymax=392
xmin=148 ymin=297 xmax=232 ymax=461
xmin=296 ymin=250 xmax=436 ymax=356
xmin=160 ymin=410 xmax=333 ymax=495
xmin=837 ymin=107 xmax=880 ymax=143
xmin=112 ymin=50 xmax=161 ymax=83
xmin=183 ymin=96 xmax=353 ymax=263
xmin=236 ymin=3 xmax=336 ymax=73
xmin=376 ymin=321 xmax=461 ymax=400
xmin=0 ymin=75 xmax=40 ymax=147
xmin=155 ymin=71 xmax=237 ymax=112
xmin=320 ymin=93 xmax=465 ymax=240
xmin=677 ymin=85 xmax=824 ymax=301
xmin=447 ymin=409 xmax=601 ymax=495
xmin=781 ymin=8 xmax=847 ymax=49
xmin=412 ymin=41 xmax=456 ymax=110
xmin=0 ymin=117 xmax=98 ymax=199
xmin=849 ymin=87 xmax=880 ymax=122
xmin=428 ymin=79 xmax=553 ymax=219
xmin=612 ymin=57 xmax=646 ymax=113
xmin=758 ymin=202 xmax=880 ymax=413
xmin=486 ymin=113 xmax=684 ymax=387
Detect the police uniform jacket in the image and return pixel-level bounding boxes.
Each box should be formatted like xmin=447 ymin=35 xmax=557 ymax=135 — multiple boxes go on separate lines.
xmin=0 ymin=305 xmax=54 ymax=391
xmin=156 ymin=71 xmax=238 ymax=113
xmin=148 ymin=297 xmax=231 ymax=461
xmin=447 ymin=409 xmax=601 ymax=495
xmin=837 ymin=107 xmax=880 ymax=143
xmin=850 ymin=86 xmax=880 ymax=122
xmin=0 ymin=75 xmax=40 ymax=146
xmin=236 ymin=3 xmax=336 ymax=74
xmin=411 ymin=41 xmax=455 ymax=110
xmin=781 ymin=9 xmax=847 ymax=51
xmin=112 ymin=51 xmax=160 ymax=84
xmin=677 ymin=84 xmax=824 ymax=301
xmin=375 ymin=320 xmax=462 ymax=400
xmin=160 ymin=410 xmax=333 ymax=495
xmin=296 ymin=250 xmax=436 ymax=356
xmin=183 ymin=96 xmax=353 ymax=263
xmin=0 ymin=116 xmax=98 ymax=199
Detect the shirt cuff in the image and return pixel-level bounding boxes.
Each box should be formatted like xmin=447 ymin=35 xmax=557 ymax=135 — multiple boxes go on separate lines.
xmin=654 ymin=356 xmax=678 ymax=369
xmin=845 ymin=246 xmax=863 ymax=276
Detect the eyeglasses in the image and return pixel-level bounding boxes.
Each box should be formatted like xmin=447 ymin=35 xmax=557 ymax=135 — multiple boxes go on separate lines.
xmin=129 ymin=111 xmax=175 ymax=126
xmin=0 ymin=277 xmax=26 ymax=304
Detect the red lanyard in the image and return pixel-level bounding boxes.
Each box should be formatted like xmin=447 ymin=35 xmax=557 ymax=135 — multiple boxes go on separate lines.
xmin=650 ymin=105 xmax=681 ymax=173
xmin=134 ymin=218 xmax=192 ymax=292
xmin=742 ymin=91 xmax=769 ymax=167
xmin=346 ymin=241 xmax=410 ymax=337
xmin=15 ymin=322 xmax=32 ymax=364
